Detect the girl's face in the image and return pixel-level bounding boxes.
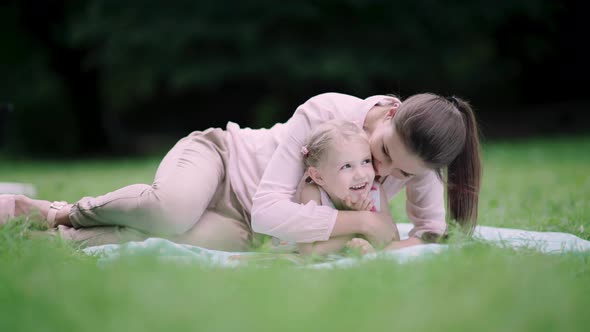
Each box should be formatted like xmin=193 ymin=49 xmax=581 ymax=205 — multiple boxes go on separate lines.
xmin=310 ymin=137 xmax=375 ymax=203
xmin=368 ymin=116 xmax=429 ymax=179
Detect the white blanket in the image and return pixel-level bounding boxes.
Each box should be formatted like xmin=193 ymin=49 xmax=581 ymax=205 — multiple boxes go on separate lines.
xmin=83 ymin=223 xmax=590 ymax=268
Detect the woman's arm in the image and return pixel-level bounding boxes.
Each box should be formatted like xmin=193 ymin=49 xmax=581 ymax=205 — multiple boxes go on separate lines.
xmin=404 ymin=170 xmax=447 ymax=240
xmin=378 ymin=184 xmax=400 ymax=242
xmin=251 ymin=94 xmax=356 ymax=242
xmin=384 ymin=236 xmax=424 ymax=250
xmin=347 ymin=185 xmax=406 ymax=255
xmin=299 ymin=184 xmax=399 ymax=255
xmin=352 ymin=175 xmax=443 ymax=253
xmin=347 ymin=236 xmax=424 ymax=255
xmin=297 ymin=236 xmax=353 ymax=256
xmin=348 ymin=189 xmax=420 ymax=254
xmin=296 ymin=181 xmax=354 ymax=256
xmin=251 ymin=93 xmax=401 ymax=243
xmin=347 ymin=171 xmax=446 ymax=252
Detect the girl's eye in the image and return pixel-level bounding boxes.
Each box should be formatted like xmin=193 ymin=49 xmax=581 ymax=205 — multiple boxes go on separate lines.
xmin=340 ymin=164 xmax=351 ymax=170
xmin=362 ymin=159 xmax=372 ymax=165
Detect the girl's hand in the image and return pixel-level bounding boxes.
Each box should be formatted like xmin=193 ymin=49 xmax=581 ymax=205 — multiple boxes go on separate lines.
xmin=343 ymin=192 xmax=374 ymax=211
xmin=347 ymin=238 xmax=375 ymax=255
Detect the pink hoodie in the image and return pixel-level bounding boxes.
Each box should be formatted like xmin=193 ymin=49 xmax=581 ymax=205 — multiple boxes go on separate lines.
xmin=226 ymin=93 xmax=446 ymax=243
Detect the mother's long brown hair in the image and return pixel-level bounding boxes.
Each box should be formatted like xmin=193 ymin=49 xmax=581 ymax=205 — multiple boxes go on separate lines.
xmin=394 ymin=93 xmax=482 ymax=234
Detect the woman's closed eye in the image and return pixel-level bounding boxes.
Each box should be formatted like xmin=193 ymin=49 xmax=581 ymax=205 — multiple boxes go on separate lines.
xmin=381 ymin=145 xmax=390 ymax=160
xmin=400 ymin=170 xmax=412 ymax=178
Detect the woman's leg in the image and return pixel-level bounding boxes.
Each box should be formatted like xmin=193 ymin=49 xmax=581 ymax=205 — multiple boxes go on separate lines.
xmin=56 ymin=210 xmax=250 ymax=251
xmin=2 ymin=195 xmax=65 ymax=225
xmin=67 ymin=129 xmax=228 ymax=235
xmin=55 ymin=225 xmax=149 ymax=248
xmin=171 ymin=209 xmax=251 ymax=252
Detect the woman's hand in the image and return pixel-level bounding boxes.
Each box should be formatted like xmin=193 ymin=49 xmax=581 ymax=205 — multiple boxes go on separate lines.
xmin=330 ymin=203 xmax=397 ymax=246
xmin=361 ymin=211 xmax=397 ymax=246
xmin=346 ymin=238 xmax=375 ymax=255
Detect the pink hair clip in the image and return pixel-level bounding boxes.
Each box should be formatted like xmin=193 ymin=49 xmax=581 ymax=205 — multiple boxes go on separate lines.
xmin=300 ymin=146 xmax=309 ymax=156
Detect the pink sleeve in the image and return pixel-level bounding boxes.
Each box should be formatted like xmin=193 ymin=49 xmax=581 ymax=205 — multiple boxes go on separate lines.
xmin=405 ymin=170 xmax=447 ymax=239
xmin=251 ymin=93 xmax=361 ymax=242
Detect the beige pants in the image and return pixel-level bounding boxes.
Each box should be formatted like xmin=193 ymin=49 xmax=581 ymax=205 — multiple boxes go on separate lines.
xmin=57 ymin=128 xmax=254 ymax=251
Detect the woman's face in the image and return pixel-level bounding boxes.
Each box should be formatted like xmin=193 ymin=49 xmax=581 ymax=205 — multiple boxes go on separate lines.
xmin=368 ymin=116 xmax=429 ymax=179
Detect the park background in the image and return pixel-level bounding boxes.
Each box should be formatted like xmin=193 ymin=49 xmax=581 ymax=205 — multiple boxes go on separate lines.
xmin=1 ymin=1 xmax=589 ymax=332
xmin=1 ymin=0 xmax=588 ymax=157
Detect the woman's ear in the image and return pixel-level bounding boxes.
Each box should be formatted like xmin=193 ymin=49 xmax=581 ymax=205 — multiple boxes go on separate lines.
xmin=308 ymin=167 xmax=325 ymax=186
xmin=385 ymin=104 xmax=399 ymax=121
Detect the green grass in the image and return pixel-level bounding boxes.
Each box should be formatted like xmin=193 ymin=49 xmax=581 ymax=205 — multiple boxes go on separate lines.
xmin=1 ymin=136 xmax=589 ymax=332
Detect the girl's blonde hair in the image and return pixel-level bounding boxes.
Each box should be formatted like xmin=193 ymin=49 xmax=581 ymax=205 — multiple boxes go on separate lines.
xmin=302 ymin=119 xmax=368 ymax=169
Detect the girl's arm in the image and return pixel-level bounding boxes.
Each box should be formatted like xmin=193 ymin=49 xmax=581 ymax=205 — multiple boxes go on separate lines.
xmin=384 ymin=236 xmax=424 ymax=250
xmin=296 ymin=181 xmax=353 ymax=256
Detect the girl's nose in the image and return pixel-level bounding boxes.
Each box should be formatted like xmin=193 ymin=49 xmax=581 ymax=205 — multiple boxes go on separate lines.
xmin=353 ymin=169 xmax=364 ymax=179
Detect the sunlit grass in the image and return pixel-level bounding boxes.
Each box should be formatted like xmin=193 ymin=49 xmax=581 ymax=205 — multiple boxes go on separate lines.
xmin=1 ymin=135 xmax=589 ymax=332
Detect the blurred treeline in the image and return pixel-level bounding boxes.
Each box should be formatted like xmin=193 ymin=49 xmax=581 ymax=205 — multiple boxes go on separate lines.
xmin=0 ymin=0 xmax=587 ymax=157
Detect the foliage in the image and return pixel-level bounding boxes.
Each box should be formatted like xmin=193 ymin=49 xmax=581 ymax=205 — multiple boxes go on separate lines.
xmin=0 ymin=0 xmax=578 ymax=155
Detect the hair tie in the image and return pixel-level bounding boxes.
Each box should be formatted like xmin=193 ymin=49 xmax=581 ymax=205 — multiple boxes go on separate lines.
xmin=300 ymin=146 xmax=309 ymax=157
xmin=445 ymin=96 xmax=459 ymax=107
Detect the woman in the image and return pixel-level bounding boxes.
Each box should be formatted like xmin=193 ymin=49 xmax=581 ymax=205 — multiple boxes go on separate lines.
xmin=0 ymin=93 xmax=481 ymax=251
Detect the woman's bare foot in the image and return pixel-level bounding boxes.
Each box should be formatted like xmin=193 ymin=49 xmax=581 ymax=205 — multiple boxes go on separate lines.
xmin=13 ymin=195 xmax=73 ymax=227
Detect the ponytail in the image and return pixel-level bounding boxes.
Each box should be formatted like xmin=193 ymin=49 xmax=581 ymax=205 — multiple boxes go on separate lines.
xmin=446 ymin=97 xmax=482 ymax=233
xmin=395 ymin=94 xmax=482 ymax=235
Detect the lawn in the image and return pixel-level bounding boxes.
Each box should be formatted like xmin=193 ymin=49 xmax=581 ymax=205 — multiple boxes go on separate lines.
xmin=1 ymin=135 xmax=589 ymax=332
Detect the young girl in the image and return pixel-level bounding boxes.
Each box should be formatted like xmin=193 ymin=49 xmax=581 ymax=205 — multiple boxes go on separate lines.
xmin=293 ymin=119 xmax=399 ymax=255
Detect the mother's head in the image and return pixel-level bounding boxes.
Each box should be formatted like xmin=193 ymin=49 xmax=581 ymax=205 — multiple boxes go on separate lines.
xmin=369 ymin=93 xmax=482 ymax=234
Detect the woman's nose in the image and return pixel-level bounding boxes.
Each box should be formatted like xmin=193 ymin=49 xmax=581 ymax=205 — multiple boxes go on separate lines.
xmin=375 ymin=160 xmax=392 ymax=177
xmin=373 ymin=160 xmax=382 ymax=175
xmin=373 ymin=161 xmax=381 ymax=175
